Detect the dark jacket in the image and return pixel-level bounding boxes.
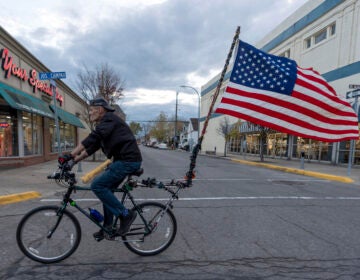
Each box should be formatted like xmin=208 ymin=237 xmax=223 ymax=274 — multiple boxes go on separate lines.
xmin=82 ymin=112 xmax=142 ymax=162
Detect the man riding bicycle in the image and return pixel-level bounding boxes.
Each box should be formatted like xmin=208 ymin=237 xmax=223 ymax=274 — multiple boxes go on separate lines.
xmin=59 ymin=97 xmax=142 ymax=239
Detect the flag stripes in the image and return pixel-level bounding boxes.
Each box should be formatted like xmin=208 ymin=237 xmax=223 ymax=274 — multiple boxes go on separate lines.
xmin=215 ymin=40 xmax=359 ymax=142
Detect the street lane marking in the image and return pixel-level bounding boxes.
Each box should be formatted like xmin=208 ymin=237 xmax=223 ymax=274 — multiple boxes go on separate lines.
xmin=0 ymin=191 xmax=41 ymax=205
xmin=266 ymin=179 xmax=329 ymax=182
xmin=41 ymin=196 xmax=360 ymax=202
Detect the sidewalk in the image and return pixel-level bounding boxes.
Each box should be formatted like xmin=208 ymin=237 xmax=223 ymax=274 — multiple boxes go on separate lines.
xmin=226 ymin=153 xmax=360 ymax=184
xmin=0 ymin=154 xmax=359 ymax=205
xmin=0 ymin=160 xmax=102 ymax=205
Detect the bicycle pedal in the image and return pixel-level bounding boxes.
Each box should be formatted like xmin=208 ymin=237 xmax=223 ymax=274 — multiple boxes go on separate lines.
xmin=94 ymin=236 xmax=104 ymax=242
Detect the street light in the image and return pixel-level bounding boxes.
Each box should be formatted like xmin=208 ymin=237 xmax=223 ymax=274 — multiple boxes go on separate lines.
xmin=174 ymin=90 xmax=179 ymax=148
xmin=179 ymin=85 xmax=201 ymax=144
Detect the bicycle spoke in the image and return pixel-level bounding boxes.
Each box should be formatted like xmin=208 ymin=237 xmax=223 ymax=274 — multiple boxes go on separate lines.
xmin=16 ymin=206 xmax=81 ymax=264
xmin=122 ymin=202 xmax=177 ymax=256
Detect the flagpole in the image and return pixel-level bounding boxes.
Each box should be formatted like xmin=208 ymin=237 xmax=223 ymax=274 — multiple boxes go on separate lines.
xmin=185 ymin=26 xmax=240 ymax=186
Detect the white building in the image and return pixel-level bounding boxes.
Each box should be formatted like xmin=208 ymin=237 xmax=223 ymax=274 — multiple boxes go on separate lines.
xmin=200 ymin=0 xmax=360 ymax=165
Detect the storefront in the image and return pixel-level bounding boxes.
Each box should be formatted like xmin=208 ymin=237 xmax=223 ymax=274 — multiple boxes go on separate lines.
xmin=228 ymin=121 xmax=360 ymax=165
xmin=0 ymin=27 xmax=88 ymax=167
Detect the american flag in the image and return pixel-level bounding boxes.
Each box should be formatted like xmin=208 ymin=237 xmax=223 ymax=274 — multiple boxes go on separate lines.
xmin=215 ymin=41 xmax=359 ymax=142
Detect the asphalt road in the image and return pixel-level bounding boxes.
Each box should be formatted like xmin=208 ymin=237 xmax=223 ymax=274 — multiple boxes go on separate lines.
xmin=2 ymin=146 xmax=360 ymax=280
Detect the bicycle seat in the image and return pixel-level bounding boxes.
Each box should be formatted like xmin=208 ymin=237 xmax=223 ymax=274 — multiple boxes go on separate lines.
xmin=130 ymin=168 xmax=144 ymax=177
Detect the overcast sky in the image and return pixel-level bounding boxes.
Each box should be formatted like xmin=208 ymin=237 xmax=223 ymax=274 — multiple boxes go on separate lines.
xmin=0 ymin=0 xmax=309 ymax=123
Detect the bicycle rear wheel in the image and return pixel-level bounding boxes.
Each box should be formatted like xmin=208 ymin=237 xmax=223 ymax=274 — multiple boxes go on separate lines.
xmin=123 ymin=202 xmax=177 ymax=256
xmin=16 ymin=205 xmax=81 ymax=263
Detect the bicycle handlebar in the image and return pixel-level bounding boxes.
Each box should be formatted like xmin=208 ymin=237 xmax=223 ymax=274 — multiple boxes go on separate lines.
xmin=47 ymin=162 xmax=189 ymax=191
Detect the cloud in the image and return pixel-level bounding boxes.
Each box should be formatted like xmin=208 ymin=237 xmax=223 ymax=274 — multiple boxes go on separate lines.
xmin=0 ymin=0 xmax=309 ymax=122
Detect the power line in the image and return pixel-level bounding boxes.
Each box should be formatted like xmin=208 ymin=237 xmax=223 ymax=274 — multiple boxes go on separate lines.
xmin=127 ymin=120 xmax=189 ymax=123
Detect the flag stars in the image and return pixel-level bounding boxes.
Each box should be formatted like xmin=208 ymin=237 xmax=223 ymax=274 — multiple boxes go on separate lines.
xmin=234 ymin=42 xmax=296 ymax=94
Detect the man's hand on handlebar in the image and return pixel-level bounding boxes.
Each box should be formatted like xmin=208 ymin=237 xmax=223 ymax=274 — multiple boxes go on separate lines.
xmin=66 ymin=159 xmax=76 ymax=170
xmin=58 ymin=154 xmax=74 ymax=165
xmin=58 ymin=154 xmax=76 ymax=171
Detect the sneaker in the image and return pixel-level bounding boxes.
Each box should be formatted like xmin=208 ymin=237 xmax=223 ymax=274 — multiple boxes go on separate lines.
xmin=93 ymin=229 xmax=105 ymax=241
xmin=93 ymin=226 xmax=112 ymax=241
xmin=115 ymin=210 xmax=137 ymax=236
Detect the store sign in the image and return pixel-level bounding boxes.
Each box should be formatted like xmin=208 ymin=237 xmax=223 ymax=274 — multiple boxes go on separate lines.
xmin=0 ymin=122 xmax=10 ymax=128
xmin=346 ymin=89 xmax=360 ymax=99
xmin=349 ymin=84 xmax=360 ymax=89
xmin=0 ymin=48 xmax=63 ymax=105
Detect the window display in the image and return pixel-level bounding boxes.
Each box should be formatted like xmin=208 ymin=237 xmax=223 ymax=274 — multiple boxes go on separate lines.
xmin=0 ymin=107 xmax=18 ymax=157
xmin=22 ymin=112 xmax=42 ymax=156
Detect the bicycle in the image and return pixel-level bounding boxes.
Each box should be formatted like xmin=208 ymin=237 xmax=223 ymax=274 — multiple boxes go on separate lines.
xmin=16 ymin=161 xmax=187 ymax=264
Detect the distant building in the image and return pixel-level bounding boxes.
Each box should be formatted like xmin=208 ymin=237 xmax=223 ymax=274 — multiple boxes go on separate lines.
xmin=200 ymin=0 xmax=360 ymax=165
xmin=187 ymin=118 xmax=199 ymax=151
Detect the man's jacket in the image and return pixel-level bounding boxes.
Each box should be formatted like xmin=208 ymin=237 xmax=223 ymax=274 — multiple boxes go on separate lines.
xmin=82 ymin=112 xmax=142 ymax=162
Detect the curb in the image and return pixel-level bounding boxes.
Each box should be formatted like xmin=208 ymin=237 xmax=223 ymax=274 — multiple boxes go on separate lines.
xmin=231 ymin=158 xmax=354 ymax=183
xmin=0 ymin=191 xmax=41 ymax=205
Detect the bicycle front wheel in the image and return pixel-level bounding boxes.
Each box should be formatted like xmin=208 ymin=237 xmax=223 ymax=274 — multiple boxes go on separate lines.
xmin=123 ymin=202 xmax=177 ymax=256
xmin=16 ymin=205 xmax=81 ymax=263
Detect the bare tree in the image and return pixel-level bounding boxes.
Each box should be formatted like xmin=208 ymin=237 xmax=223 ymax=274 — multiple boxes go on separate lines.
xmin=75 ymin=63 xmax=125 ymax=161
xmin=248 ymin=123 xmax=273 ymax=162
xmin=75 ymin=63 xmax=125 ymax=129
xmin=217 ymin=117 xmax=233 ymax=157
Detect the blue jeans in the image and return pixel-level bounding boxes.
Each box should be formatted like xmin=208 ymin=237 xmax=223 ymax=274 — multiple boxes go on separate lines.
xmin=91 ymin=160 xmax=141 ymax=226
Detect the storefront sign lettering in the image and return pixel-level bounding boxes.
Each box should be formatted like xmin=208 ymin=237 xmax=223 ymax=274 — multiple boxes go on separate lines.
xmin=1 ymin=48 xmax=63 ymax=105
xmin=0 ymin=122 xmax=10 ymax=128
xmin=28 ymin=70 xmax=63 ymax=104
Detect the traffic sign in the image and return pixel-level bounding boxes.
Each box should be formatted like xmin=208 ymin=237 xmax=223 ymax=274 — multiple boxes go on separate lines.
xmin=349 ymin=84 xmax=360 ymax=89
xmin=346 ymin=89 xmax=360 ymax=99
xmin=38 ymin=72 xmax=66 ymax=80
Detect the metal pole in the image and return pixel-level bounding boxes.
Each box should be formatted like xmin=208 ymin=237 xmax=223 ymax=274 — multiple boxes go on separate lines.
xmin=179 ymin=85 xmax=201 ymax=148
xmin=348 ymin=95 xmax=359 ymax=176
xmin=174 ymin=91 xmax=178 ymax=148
xmin=347 ymin=139 xmax=355 ymax=176
xmin=50 ymin=80 xmax=61 ymax=155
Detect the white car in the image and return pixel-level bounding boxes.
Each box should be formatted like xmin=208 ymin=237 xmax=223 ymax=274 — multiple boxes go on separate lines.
xmin=156 ymin=143 xmax=168 ymax=149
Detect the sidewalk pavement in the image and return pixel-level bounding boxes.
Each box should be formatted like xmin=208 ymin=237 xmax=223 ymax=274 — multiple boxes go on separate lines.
xmin=226 ymin=153 xmax=360 ymax=184
xmin=0 ymin=154 xmax=359 ymax=205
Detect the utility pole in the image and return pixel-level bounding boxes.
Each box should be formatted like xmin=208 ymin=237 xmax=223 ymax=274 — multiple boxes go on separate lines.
xmin=174 ymin=90 xmax=179 ymax=148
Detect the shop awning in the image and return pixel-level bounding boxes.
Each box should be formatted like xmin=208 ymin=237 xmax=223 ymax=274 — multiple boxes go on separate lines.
xmin=50 ymin=105 xmax=85 ymax=128
xmin=0 ymin=85 xmax=54 ymax=118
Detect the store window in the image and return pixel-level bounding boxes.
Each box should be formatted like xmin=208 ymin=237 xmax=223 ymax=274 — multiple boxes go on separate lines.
xmin=279 ymin=49 xmax=291 ymax=58
xmin=296 ymin=137 xmax=332 ymax=161
xmin=304 ymin=37 xmax=311 ymax=49
xmin=22 ymin=112 xmax=43 ymax=156
xmin=304 ymin=22 xmax=336 ymax=50
xmin=314 ymin=28 xmax=327 ymax=44
xmin=49 ymin=119 xmax=76 ymax=153
xmin=0 ymin=107 xmax=18 ymax=157
xmin=330 ymin=23 xmax=336 ymax=36
xmin=267 ymin=133 xmax=288 ymax=158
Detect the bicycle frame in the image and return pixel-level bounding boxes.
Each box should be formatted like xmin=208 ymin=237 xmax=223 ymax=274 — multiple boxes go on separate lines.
xmin=51 ymin=173 xmax=184 ymax=240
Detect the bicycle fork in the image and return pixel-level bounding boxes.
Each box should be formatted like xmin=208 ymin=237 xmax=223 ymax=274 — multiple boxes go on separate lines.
xmin=46 ymin=205 xmax=67 ymax=239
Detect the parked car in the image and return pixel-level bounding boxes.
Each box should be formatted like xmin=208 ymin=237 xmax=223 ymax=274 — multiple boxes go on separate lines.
xmin=156 ymin=142 xmax=168 ymax=149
